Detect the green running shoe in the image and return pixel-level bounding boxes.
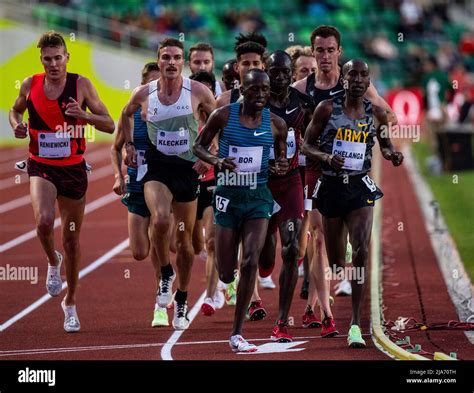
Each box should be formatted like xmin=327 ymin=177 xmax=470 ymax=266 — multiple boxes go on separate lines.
xmin=345 ymin=241 xmax=352 ymax=264
xmin=152 ymin=307 xmax=169 ymax=327
xmin=347 ymin=325 xmax=366 ymax=348
xmin=225 ymin=272 xmax=238 ymax=306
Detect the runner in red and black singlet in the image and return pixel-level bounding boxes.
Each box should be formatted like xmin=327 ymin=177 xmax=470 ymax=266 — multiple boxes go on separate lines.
xmin=259 ymin=50 xmax=313 ymax=342
xmin=9 ymin=31 xmax=114 ymax=333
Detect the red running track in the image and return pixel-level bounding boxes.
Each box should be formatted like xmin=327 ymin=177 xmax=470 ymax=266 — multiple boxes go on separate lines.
xmin=0 ymin=144 xmax=470 ymax=360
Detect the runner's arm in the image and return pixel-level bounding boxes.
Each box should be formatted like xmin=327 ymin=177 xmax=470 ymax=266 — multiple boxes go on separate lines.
xmin=193 ymin=107 xmax=236 ymax=171
xmin=374 ymin=105 xmax=403 ymax=166
xmin=9 ymin=77 xmax=32 ymax=139
xmin=75 ymin=77 xmax=115 ymax=133
xmin=270 ymin=113 xmax=289 ymax=175
xmin=110 ymin=116 xmax=127 ymax=195
xmin=121 ymin=86 xmax=146 ymax=168
xmin=365 ymin=82 xmax=398 ymax=126
xmin=216 ymin=90 xmax=231 ymax=108
xmin=304 ymin=100 xmax=345 ymax=170
xmin=194 ymin=80 xmax=217 ymax=120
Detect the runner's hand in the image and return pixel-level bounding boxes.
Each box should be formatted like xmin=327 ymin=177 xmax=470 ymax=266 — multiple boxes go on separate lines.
xmin=327 ymin=154 xmax=344 ymax=171
xmin=113 ymin=176 xmax=126 ymax=195
xmin=124 ymin=144 xmax=138 ymax=168
xmin=193 ymin=159 xmax=211 ymax=175
xmin=217 ymin=157 xmax=236 ymax=171
xmin=389 ymin=151 xmax=404 ymax=167
xmin=65 ymin=97 xmax=88 ymax=119
xmin=275 ymin=151 xmax=289 ymax=175
xmin=13 ymin=122 xmax=28 ymax=138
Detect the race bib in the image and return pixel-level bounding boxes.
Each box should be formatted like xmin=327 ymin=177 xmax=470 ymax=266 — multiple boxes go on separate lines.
xmin=156 ymin=129 xmax=190 ymax=156
xmin=298 ymin=153 xmax=306 ymax=166
xmin=229 ymin=145 xmax=262 ymax=173
xmin=312 ymin=179 xmax=322 ymax=198
xmin=269 ymin=129 xmax=296 ymax=159
xmin=332 ymin=139 xmax=367 ymax=171
xmin=362 ymin=175 xmax=377 ymax=192
xmin=215 ymin=195 xmax=230 ymax=212
xmin=38 ymin=133 xmax=71 ymax=158
xmin=136 ymin=149 xmax=146 ymax=167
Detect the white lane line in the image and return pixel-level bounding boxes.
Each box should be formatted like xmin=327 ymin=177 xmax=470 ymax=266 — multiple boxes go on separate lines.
xmin=0 ymin=164 xmax=114 ymax=214
xmin=0 ymin=238 xmax=129 ymax=332
xmin=0 ymin=333 xmax=361 ymax=357
xmin=0 ymin=192 xmax=119 ymax=253
xmin=160 ymin=291 xmax=207 ymax=360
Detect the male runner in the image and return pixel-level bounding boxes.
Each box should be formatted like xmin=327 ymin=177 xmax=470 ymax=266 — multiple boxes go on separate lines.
xmin=188 ymin=43 xmax=225 ymax=96
xmin=286 ymin=45 xmax=317 ymax=82
xmin=193 ymin=69 xmax=288 ymax=352
xmin=9 ymin=31 xmax=114 ymax=332
xmin=111 ymin=62 xmax=169 ymax=327
xmin=303 ymin=59 xmax=403 ymax=348
xmin=221 ymin=59 xmax=239 ymax=91
xmin=260 ymin=50 xmax=312 ymax=342
xmin=122 ymin=38 xmax=215 ymax=330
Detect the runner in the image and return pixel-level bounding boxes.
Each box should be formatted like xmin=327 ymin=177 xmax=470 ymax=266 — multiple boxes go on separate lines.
xmin=221 ymin=59 xmax=239 ymax=91
xmin=111 ymin=62 xmax=169 ymax=327
xmin=193 ymin=68 xmax=289 ymax=352
xmin=188 ymin=42 xmax=225 ymax=96
xmin=303 ymin=59 xmax=404 ymax=348
xmin=260 ymin=50 xmax=311 ymax=342
xmin=286 ymin=45 xmax=317 ymax=82
xmin=188 ymin=71 xmax=225 ymax=316
xmin=122 ymin=38 xmax=215 ymax=330
xmin=9 ymin=31 xmax=114 ymax=332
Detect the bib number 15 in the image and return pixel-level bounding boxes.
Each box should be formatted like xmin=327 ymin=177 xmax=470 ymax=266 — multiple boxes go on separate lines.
xmin=215 ymin=196 xmax=230 ymax=213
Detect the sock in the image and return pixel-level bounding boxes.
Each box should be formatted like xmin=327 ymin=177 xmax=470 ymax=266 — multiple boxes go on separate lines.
xmin=175 ymin=289 xmax=187 ymax=303
xmin=161 ymin=263 xmax=174 ymax=279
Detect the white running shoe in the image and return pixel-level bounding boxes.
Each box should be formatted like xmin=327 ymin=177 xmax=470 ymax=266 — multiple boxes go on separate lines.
xmin=258 ymin=275 xmax=276 ymax=289
xmin=298 ymin=264 xmax=304 ymax=277
xmin=212 ymin=289 xmax=225 ymax=309
xmin=229 ymin=335 xmax=257 ymax=353
xmin=157 ymin=268 xmax=176 ymax=307
xmin=61 ymin=299 xmax=80 ymax=333
xmin=172 ymin=300 xmax=190 ymax=330
xmin=335 ymin=279 xmax=352 ymax=296
xmin=46 ymin=251 xmax=63 ymax=297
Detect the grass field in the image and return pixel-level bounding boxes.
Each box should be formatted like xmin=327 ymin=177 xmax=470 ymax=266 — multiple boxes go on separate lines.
xmin=412 ymin=141 xmax=474 ymax=281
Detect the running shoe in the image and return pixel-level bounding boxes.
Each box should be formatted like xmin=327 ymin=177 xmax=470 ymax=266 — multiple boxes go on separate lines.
xmin=46 ymin=251 xmax=63 ymax=297
xmin=61 ymin=298 xmax=80 ymax=333
xmin=334 ymin=280 xmax=352 ymax=296
xmin=172 ymin=300 xmax=189 ymax=330
xmin=225 ymin=272 xmax=238 ymax=306
xmin=157 ymin=268 xmax=176 ymax=307
xmin=212 ymin=289 xmax=225 ymax=309
xmin=229 ymin=334 xmax=257 ymax=353
xmin=347 ymin=325 xmax=366 ymax=348
xmin=152 ymin=307 xmax=169 ymax=327
xmin=201 ymin=297 xmax=216 ymax=316
xmin=258 ymin=275 xmax=276 ymax=289
xmin=246 ymin=300 xmax=267 ymax=321
xmin=345 ymin=241 xmax=352 ymax=263
xmin=321 ymin=316 xmax=339 ymax=338
xmin=300 ymin=279 xmax=309 ymax=300
xmin=271 ymin=320 xmax=293 ymax=342
xmin=302 ymin=306 xmax=322 ymax=328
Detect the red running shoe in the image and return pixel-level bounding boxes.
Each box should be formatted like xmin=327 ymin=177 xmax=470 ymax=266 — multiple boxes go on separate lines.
xmin=321 ymin=316 xmax=339 ymax=337
xmin=302 ymin=307 xmax=322 ymax=328
xmin=271 ymin=320 xmax=293 ymax=343
xmin=246 ymin=300 xmax=267 ymax=321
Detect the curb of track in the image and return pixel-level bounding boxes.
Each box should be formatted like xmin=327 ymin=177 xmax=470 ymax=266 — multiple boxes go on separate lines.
xmin=370 ymin=151 xmax=429 ymax=360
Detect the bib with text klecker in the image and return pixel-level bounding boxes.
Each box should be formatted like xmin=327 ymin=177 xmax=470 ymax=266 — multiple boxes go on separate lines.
xmin=38 ymin=133 xmax=71 ymax=158
xmin=156 ymin=129 xmax=190 ymax=156
xmin=269 ymin=129 xmax=296 ymax=160
xmin=332 ymin=138 xmax=367 ymax=171
xmin=229 ymin=145 xmax=263 ymax=173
